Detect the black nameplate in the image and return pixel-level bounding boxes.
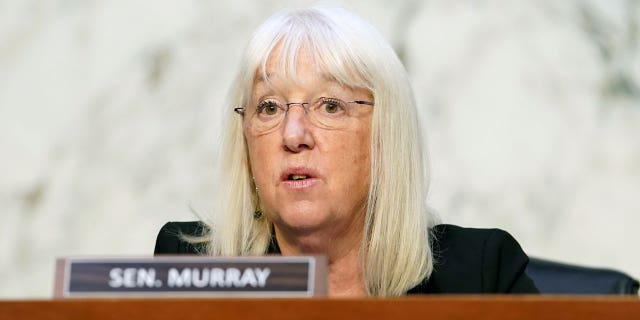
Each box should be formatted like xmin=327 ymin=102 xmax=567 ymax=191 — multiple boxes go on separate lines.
xmin=54 ymin=256 xmax=327 ymax=298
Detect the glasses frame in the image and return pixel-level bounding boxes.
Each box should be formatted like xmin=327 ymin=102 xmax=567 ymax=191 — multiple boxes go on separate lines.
xmin=233 ymin=97 xmax=374 ymax=133
xmin=233 ymin=97 xmax=374 ymax=116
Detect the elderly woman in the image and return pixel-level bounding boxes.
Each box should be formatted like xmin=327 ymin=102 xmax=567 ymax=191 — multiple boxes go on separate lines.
xmin=155 ymin=6 xmax=538 ymax=296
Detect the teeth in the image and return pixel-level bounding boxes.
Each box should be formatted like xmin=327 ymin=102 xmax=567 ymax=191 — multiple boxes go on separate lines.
xmin=290 ymin=174 xmax=307 ymax=180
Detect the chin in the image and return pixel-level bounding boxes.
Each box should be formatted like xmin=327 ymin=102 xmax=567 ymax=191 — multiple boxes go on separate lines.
xmin=272 ymin=207 xmax=331 ymax=233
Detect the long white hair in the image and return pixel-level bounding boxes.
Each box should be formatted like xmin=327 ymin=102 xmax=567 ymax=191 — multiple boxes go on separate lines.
xmin=203 ymin=6 xmax=436 ymax=297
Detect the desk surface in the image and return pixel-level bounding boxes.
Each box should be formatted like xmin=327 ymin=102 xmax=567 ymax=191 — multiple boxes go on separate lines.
xmin=1 ymin=296 xmax=639 ymax=320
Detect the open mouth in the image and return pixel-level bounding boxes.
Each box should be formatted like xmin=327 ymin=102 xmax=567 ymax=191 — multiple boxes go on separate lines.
xmin=280 ymin=168 xmax=319 ymax=188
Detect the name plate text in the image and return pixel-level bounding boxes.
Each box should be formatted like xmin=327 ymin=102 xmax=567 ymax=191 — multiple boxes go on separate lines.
xmin=54 ymin=256 xmax=327 ymax=298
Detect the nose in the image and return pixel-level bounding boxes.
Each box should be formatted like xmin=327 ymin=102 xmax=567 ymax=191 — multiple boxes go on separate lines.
xmin=281 ymin=104 xmax=315 ymax=152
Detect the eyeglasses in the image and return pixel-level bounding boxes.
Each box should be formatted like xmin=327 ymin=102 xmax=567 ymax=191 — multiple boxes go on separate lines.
xmin=234 ymin=97 xmax=374 ymax=133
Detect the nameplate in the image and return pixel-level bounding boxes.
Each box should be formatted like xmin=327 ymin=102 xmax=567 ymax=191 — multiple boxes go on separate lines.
xmin=54 ymin=256 xmax=327 ymax=298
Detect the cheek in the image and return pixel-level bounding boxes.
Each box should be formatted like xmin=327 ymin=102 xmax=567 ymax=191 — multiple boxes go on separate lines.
xmin=353 ymin=136 xmax=371 ymax=184
xmin=328 ymin=129 xmax=371 ymax=189
xmin=246 ymin=136 xmax=277 ymax=187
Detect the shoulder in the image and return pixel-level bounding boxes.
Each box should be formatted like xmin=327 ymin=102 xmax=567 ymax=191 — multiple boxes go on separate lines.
xmin=154 ymin=221 xmax=208 ymax=255
xmin=408 ymin=224 xmax=538 ymax=294
xmin=431 ymin=224 xmax=526 ymax=265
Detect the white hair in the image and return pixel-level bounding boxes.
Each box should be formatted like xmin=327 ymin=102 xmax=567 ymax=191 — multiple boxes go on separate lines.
xmin=203 ymin=5 xmax=436 ymax=297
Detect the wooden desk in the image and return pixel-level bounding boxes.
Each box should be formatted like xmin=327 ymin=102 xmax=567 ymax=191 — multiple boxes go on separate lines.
xmin=1 ymin=296 xmax=638 ymax=320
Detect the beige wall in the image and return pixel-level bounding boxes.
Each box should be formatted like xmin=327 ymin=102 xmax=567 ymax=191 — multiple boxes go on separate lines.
xmin=1 ymin=0 xmax=638 ymax=297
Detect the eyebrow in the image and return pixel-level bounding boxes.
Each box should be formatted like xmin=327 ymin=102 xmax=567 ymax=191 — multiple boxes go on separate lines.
xmin=254 ymin=72 xmax=269 ymax=83
xmin=254 ymin=71 xmax=335 ymax=84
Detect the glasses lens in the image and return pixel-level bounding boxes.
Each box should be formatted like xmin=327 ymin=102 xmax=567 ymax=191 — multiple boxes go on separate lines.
xmin=308 ymin=97 xmax=351 ymax=129
xmin=248 ymin=99 xmax=286 ymax=132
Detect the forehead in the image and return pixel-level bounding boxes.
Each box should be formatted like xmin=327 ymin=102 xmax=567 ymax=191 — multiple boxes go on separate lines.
xmin=253 ymin=71 xmax=345 ymax=93
xmin=258 ymin=46 xmax=320 ymax=82
xmin=252 ymin=48 xmax=355 ymax=96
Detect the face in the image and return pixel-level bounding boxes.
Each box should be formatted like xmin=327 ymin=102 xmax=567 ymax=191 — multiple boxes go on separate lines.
xmin=244 ymin=47 xmax=373 ymax=241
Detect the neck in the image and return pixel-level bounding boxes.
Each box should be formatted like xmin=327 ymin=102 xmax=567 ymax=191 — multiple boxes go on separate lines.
xmin=325 ymin=242 xmax=367 ymax=297
xmin=274 ymin=222 xmax=367 ymax=297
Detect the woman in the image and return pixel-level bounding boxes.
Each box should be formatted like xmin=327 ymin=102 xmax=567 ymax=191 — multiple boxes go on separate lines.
xmin=155 ymin=6 xmax=538 ymax=296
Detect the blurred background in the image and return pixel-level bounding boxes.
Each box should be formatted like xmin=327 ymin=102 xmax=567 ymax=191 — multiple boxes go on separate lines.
xmin=1 ymin=0 xmax=638 ymax=298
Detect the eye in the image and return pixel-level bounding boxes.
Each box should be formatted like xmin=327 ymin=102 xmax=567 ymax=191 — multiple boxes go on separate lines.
xmin=318 ymin=97 xmax=345 ymax=114
xmin=256 ymin=100 xmax=281 ymax=116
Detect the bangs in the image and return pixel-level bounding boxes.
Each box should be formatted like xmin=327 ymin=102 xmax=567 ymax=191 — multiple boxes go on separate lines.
xmin=251 ymin=8 xmax=374 ymax=92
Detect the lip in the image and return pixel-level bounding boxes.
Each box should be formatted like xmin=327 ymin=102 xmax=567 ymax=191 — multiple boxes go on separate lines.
xmin=279 ymin=166 xmax=321 ymax=190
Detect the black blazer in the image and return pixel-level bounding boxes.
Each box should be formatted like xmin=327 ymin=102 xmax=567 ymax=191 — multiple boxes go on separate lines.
xmin=154 ymin=222 xmax=539 ymax=294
